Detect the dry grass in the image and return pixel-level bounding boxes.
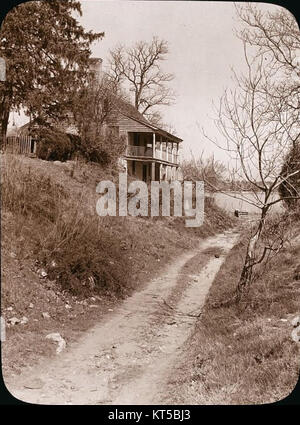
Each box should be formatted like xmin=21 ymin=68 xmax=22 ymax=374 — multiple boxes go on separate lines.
xmin=167 ymin=229 xmax=300 ymax=405
xmin=1 ymin=154 xmax=132 ymax=297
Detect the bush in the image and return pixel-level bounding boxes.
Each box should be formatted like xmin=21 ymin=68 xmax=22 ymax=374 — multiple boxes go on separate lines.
xmin=36 ymin=128 xmax=73 ymax=161
xmin=38 ymin=213 xmax=129 ymax=296
xmin=34 ymin=126 xmax=126 ymax=166
xmin=66 ymin=133 xmax=82 ymax=155
xmin=67 ymin=131 xmax=126 ymax=166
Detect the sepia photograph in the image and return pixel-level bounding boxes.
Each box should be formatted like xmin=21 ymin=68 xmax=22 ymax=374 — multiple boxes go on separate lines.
xmin=0 ymin=0 xmax=299 ymax=408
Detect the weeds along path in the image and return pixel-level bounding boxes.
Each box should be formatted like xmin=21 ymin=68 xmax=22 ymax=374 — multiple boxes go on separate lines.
xmin=6 ymin=230 xmax=239 ymax=405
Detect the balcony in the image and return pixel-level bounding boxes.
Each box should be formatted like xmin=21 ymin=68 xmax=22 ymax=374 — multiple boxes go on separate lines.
xmin=126 ymin=145 xmax=153 ymax=157
xmin=125 ymin=145 xmax=178 ymax=164
xmin=155 ymin=149 xmax=178 ymax=164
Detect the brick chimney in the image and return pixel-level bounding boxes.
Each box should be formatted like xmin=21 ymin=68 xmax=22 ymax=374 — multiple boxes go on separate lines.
xmin=89 ymin=57 xmax=103 ymax=82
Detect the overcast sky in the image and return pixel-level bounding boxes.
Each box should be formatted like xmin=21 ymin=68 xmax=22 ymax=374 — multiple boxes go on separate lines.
xmin=78 ymin=0 xmax=287 ymax=162
xmin=10 ymin=0 xmax=288 ymax=163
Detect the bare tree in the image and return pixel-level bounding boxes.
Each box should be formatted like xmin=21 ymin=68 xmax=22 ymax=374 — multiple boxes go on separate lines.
xmin=181 ymin=151 xmax=226 ymax=193
xmin=108 ymin=37 xmax=175 ymax=121
xmin=72 ymin=74 xmax=120 ymax=141
xmin=235 ymin=3 xmax=300 ymax=146
xmin=236 ymin=4 xmax=300 ymax=72
xmin=203 ymin=4 xmax=300 ymax=299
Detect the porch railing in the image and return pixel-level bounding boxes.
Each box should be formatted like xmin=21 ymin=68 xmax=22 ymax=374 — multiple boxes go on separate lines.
xmin=155 ymin=149 xmax=178 ymax=164
xmin=126 ymin=145 xmax=178 ymax=164
xmin=126 ymin=145 xmax=153 ymax=157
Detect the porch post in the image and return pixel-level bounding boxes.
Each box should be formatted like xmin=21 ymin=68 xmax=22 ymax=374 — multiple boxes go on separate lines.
xmin=152 ymin=133 xmax=156 ymax=158
xmin=151 ymin=162 xmax=155 ymax=181
xmin=160 ymin=137 xmax=163 ymax=160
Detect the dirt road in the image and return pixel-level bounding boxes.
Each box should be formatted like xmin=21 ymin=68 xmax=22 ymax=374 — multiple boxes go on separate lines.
xmin=5 ymin=230 xmax=239 ymax=405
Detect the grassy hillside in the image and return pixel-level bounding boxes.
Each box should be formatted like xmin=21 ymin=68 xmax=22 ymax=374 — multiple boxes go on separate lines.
xmin=1 ymin=153 xmax=234 ymax=375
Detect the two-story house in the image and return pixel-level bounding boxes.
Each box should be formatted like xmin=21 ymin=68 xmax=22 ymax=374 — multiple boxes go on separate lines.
xmin=108 ymin=98 xmax=182 ymax=183
xmin=91 ymin=58 xmax=183 ymax=183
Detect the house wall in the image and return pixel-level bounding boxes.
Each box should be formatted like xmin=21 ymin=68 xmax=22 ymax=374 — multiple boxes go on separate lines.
xmin=110 ymin=112 xmax=182 ymax=183
xmin=117 ymin=115 xmax=154 ymax=140
xmin=128 ymin=160 xmax=144 ymax=180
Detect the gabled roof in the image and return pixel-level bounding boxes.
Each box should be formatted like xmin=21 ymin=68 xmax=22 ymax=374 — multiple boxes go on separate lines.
xmin=18 ymin=120 xmax=39 ymax=134
xmin=113 ymin=97 xmax=150 ymax=126
xmin=113 ymin=97 xmax=183 ymax=143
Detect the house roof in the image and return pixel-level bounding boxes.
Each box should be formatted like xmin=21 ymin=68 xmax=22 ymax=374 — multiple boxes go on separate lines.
xmin=113 ymin=97 xmax=183 ymax=143
xmin=113 ymin=97 xmax=150 ymax=126
xmin=18 ymin=119 xmax=41 ymax=135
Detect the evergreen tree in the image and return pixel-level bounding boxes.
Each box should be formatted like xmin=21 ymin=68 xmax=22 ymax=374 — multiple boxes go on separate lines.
xmin=0 ymin=0 xmax=103 ymax=140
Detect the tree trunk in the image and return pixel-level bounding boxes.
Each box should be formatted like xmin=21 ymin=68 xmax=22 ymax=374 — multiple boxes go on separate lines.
xmin=236 ymin=206 xmax=268 ymax=299
xmin=0 ymin=109 xmax=9 ymax=148
xmin=236 ymin=232 xmax=258 ymax=298
xmin=0 ymin=87 xmax=12 ymax=147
